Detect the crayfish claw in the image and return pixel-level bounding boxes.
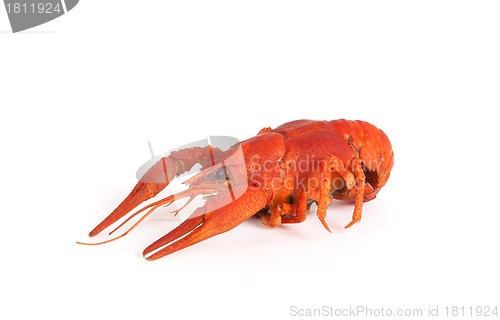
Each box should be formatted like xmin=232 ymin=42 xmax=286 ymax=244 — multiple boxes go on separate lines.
xmin=143 ymin=188 xmax=268 ymax=260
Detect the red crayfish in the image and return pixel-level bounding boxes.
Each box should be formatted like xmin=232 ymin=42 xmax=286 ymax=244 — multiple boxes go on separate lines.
xmin=79 ymin=119 xmax=394 ymax=260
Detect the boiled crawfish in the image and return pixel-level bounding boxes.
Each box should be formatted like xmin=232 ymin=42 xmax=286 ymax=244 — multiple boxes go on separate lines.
xmin=80 ymin=119 xmax=394 ymax=260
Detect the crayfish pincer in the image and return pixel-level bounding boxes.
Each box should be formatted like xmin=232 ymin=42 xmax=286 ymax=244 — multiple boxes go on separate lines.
xmin=78 ymin=119 xmax=394 ymax=260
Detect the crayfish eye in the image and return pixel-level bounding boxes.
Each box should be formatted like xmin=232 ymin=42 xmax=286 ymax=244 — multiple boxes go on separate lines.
xmin=214 ymin=166 xmax=230 ymax=180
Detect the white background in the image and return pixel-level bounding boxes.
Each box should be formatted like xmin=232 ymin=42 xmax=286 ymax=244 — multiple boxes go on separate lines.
xmin=1 ymin=1 xmax=499 ymax=319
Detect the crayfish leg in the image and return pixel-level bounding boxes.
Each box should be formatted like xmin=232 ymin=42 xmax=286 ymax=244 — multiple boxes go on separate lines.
xmin=280 ymin=190 xmax=309 ymax=224
xmin=257 ymin=127 xmax=273 ymax=135
xmin=259 ymin=190 xmax=309 ymax=227
xmin=345 ymin=158 xmax=366 ymax=229
xmin=316 ymin=157 xmax=337 ymax=232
